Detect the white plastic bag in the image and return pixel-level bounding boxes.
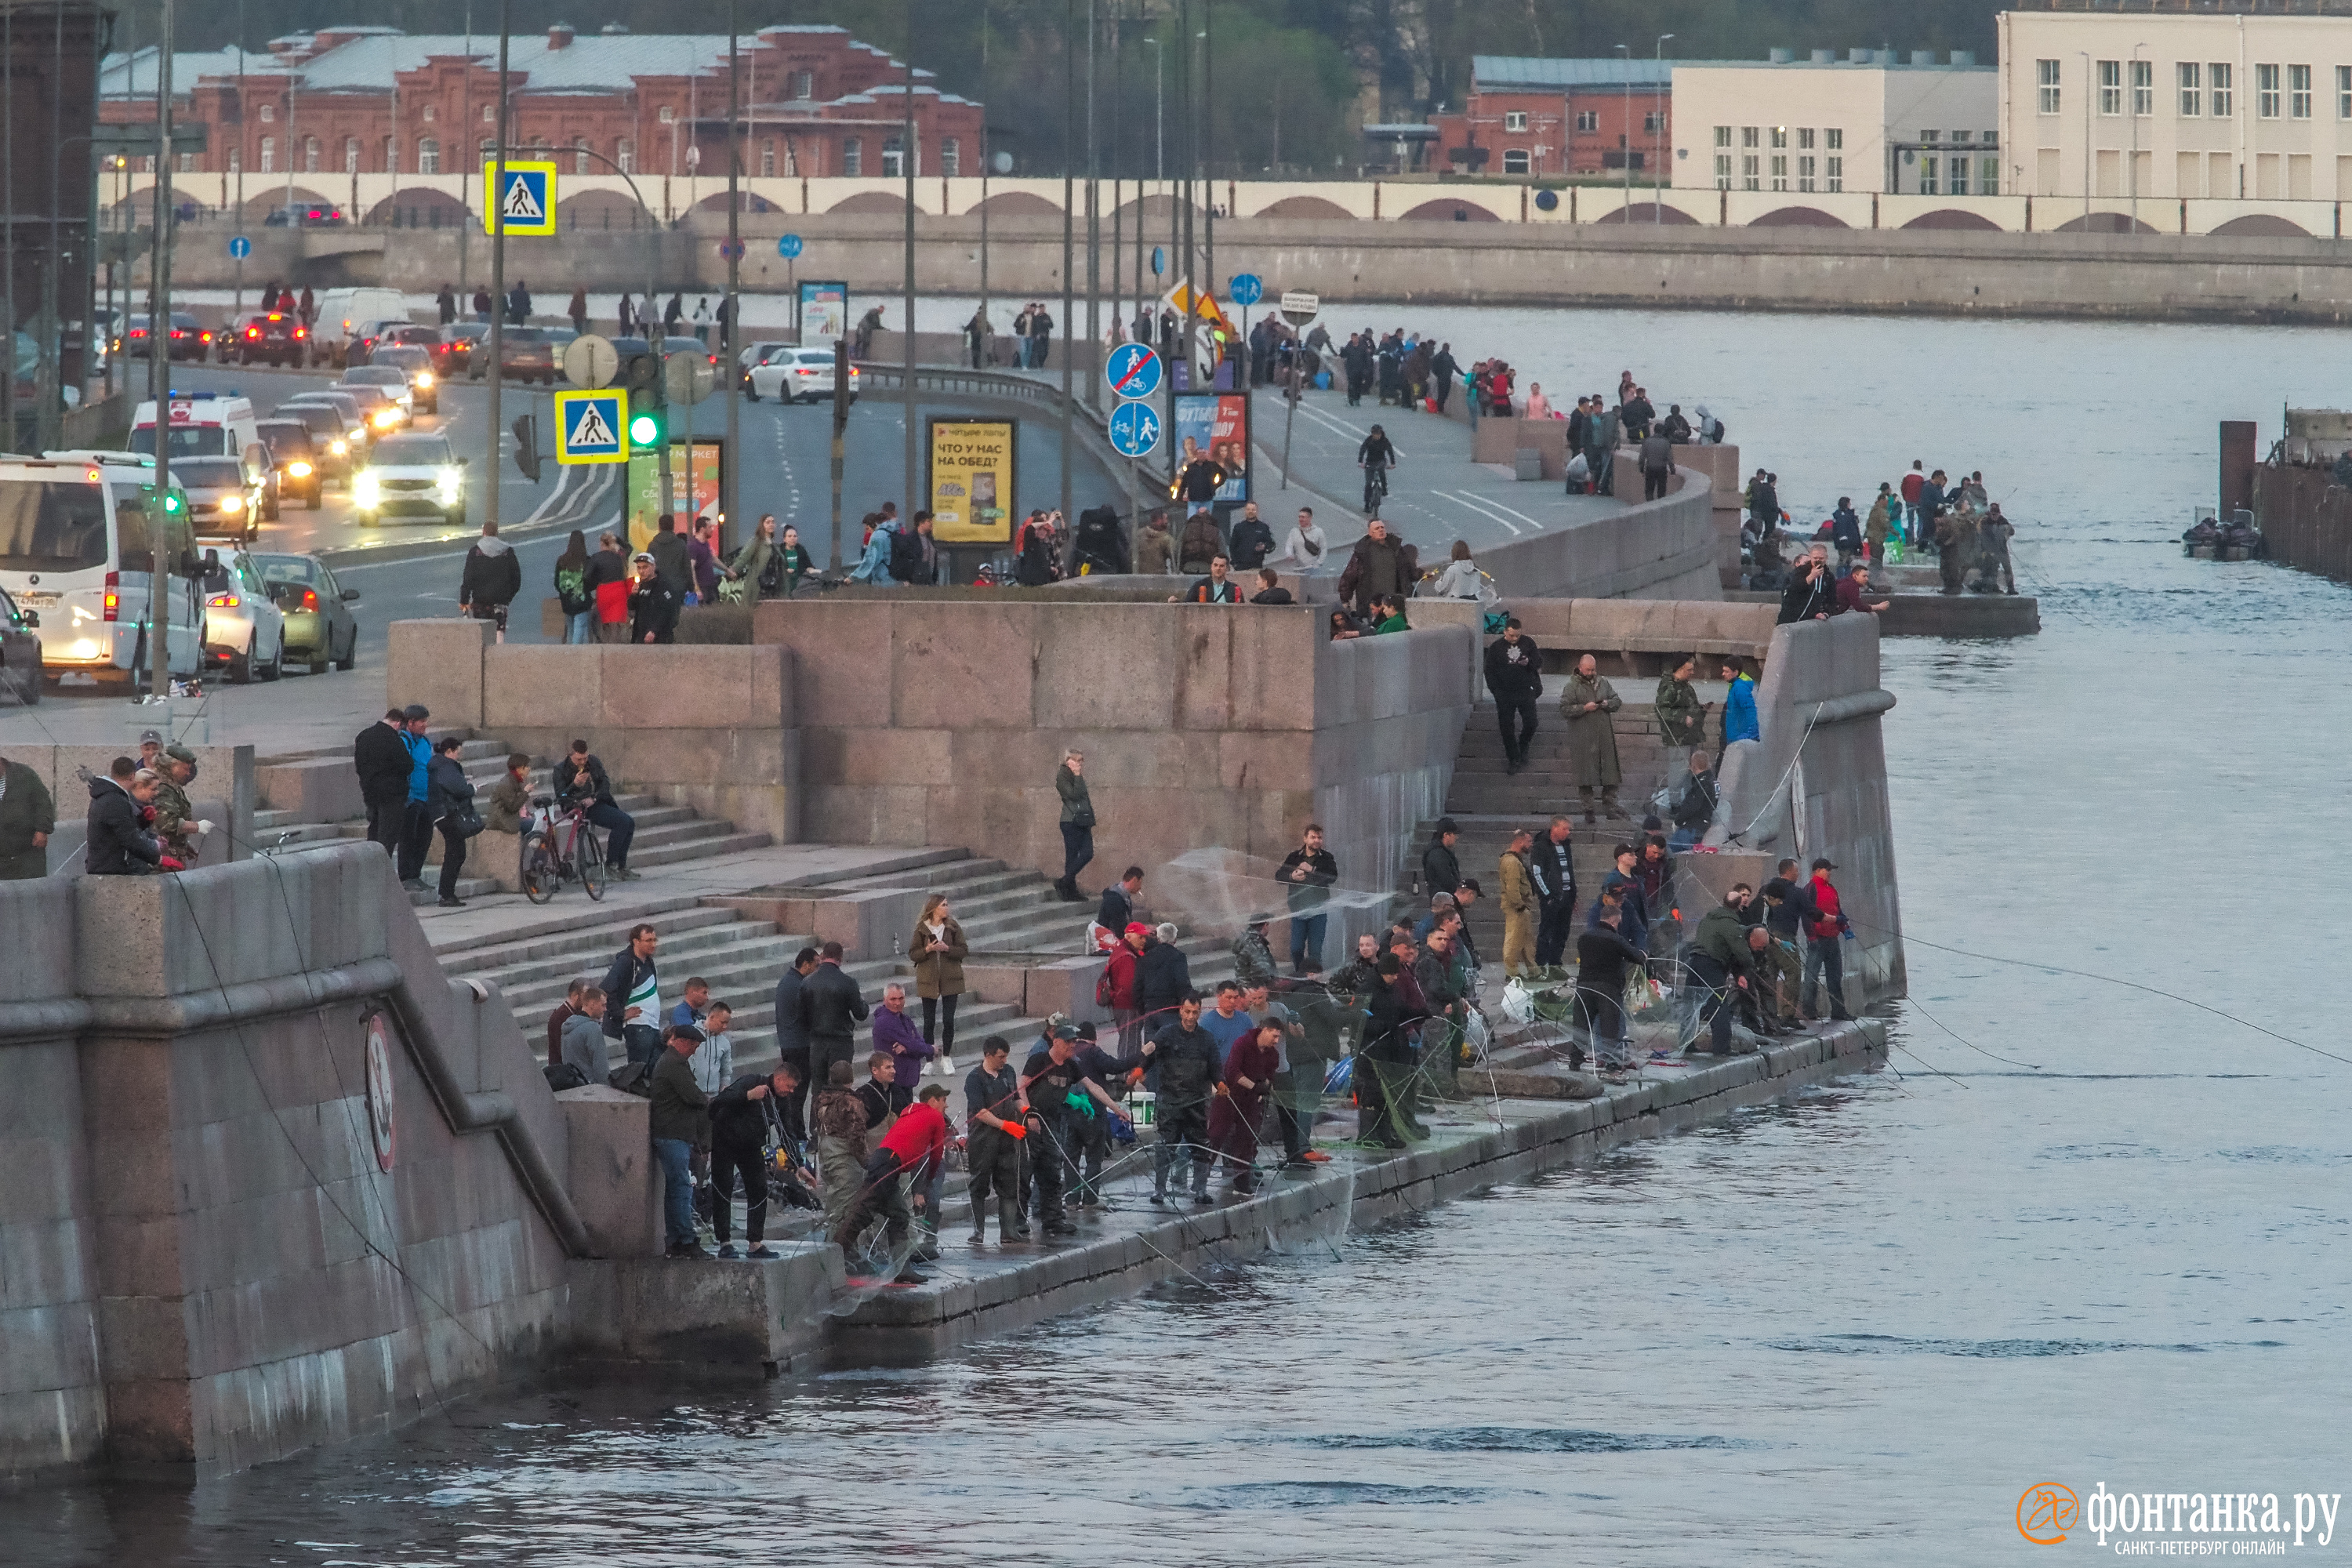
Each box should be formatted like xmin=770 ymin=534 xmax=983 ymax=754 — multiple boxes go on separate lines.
xmin=1500 ymin=978 xmax=1534 ymax=1025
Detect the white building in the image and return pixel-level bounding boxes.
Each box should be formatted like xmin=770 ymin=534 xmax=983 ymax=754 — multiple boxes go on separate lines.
xmin=1998 ymin=5 xmax=2352 ymax=204
xmin=1672 ymin=51 xmax=2000 ymax=197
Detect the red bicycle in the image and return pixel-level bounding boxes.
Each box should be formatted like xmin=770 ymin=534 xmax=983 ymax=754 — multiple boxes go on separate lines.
xmin=519 ymin=795 xmax=607 ymax=903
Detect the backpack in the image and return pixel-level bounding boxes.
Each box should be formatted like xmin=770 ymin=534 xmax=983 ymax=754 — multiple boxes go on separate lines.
xmin=555 ymin=564 xmax=590 ymax=615
xmin=607 ymin=1058 xmax=654 ymax=1098
xmin=887 ymin=525 xmax=928 ymax=584
xmin=543 ymin=1062 xmax=590 ymax=1092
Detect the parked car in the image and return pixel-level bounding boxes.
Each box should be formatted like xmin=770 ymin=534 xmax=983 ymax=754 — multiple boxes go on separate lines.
xmin=247 ymin=550 xmax=359 ymax=673
xmin=336 ymin=365 xmax=416 ymax=425
xmin=0 ymin=583 xmax=41 ymax=706
xmin=747 ymin=347 xmax=861 ymax=405
xmin=194 ymin=547 xmax=287 ymax=683
xmin=261 ymin=202 xmax=347 ymax=228
xmin=253 ymin=418 xmax=325 ymax=507
xmin=174 ymin=454 xmax=270 ymax=540
xmin=268 ymin=401 xmax=359 ymax=484
xmin=351 ymin=430 xmax=466 ymax=527
xmin=368 ymin=345 xmax=439 ymax=414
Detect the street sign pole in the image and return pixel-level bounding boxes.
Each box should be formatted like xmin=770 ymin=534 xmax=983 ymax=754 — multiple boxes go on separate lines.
xmin=147 ymin=0 xmax=175 ymax=700
xmin=724 ymin=1 xmax=741 ymax=554
xmin=485 ymin=0 xmax=510 ymax=535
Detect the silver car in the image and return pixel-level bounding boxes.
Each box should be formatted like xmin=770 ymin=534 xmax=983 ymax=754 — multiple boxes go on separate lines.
xmin=174 ymin=453 xmax=268 ymax=541
xmin=336 ymin=365 xmax=415 ymax=425
xmin=194 ymin=547 xmax=289 ymax=683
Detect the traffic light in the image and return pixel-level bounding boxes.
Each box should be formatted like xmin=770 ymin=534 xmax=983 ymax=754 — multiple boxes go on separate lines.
xmin=511 ymin=414 xmax=542 ymax=482
xmin=628 ymin=406 xmax=664 ymax=449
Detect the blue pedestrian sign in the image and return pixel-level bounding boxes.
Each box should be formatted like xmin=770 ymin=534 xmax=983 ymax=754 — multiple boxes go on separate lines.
xmin=1108 ymin=400 xmax=1161 ymax=458
xmin=1105 ymin=343 xmax=1163 ymax=401
xmin=554 ymin=388 xmax=627 ymax=466
xmin=1229 ymin=272 xmax=1264 ymax=307
xmin=777 ymin=233 xmax=804 ymax=259
xmin=481 ymin=159 xmax=557 ymax=237
xmin=1151 ymin=245 xmax=1165 ymax=277
xmin=227 ymin=235 xmax=252 ymax=260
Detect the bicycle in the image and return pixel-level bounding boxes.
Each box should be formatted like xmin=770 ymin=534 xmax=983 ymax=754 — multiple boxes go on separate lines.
xmin=518 ymin=794 xmax=608 ymax=904
xmin=1361 ymin=462 xmax=1390 ymax=518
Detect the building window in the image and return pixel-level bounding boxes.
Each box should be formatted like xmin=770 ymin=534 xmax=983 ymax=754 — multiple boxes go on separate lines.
xmin=383 ymin=136 xmax=397 ymax=170
xmin=881 ymin=136 xmax=906 ymax=177
xmin=1979 ymin=154 xmax=1999 ymax=194
xmin=789 ymin=69 xmax=815 ymax=100
xmin=1740 ymin=152 xmax=1758 ymax=190
xmin=2038 ymin=59 xmax=2061 ymax=114
xmin=1920 ymin=154 xmax=1938 ymax=195
xmin=227 ymin=148 xmax=240 ymax=173
xmin=1500 ymin=147 xmax=1528 ymax=174
xmin=1740 ymin=125 xmax=1759 ymax=149
xmin=2097 ymin=60 xmax=2122 ymax=115
xmin=483 ymin=103 xmax=495 ymax=122
xmin=345 ymin=136 xmax=360 ymax=172
xmin=1577 ymin=109 xmax=1598 ymax=132
xmin=422 ymin=103 xmax=437 ymax=122
xmin=2180 ymin=61 xmax=2201 ymax=116
xmin=1643 ymin=110 xmax=1663 ymax=134
xmin=2340 ymin=64 xmax=2352 ymax=118
xmin=304 ymin=136 xmax=321 ymax=172
xmin=1713 ymin=152 xmax=1731 ymax=188
xmin=1949 ymin=154 xmax=1969 ymax=194
xmin=419 ymin=137 xmax=440 ymax=174
xmin=2291 ymin=64 xmax=2312 ymax=118
xmin=617 ymin=139 xmax=633 ymax=174
xmin=259 ymin=136 xmax=274 ymax=172
xmin=1797 ymin=127 xmax=1815 ymax=150
xmin=1769 ymin=125 xmax=1788 ymax=148
xmin=1769 ymin=153 xmax=1786 ymax=191
xmin=1796 ymin=154 xmax=1816 ymax=192
xmin=1921 ymin=129 xmax=1940 ymax=144
xmin=260 ymin=102 xmax=274 ymax=122
xmin=1713 ymin=125 xmax=1731 ymax=149
xmin=1825 ymin=154 xmax=1842 ymax=191
xmin=2130 ymin=59 xmax=2152 ymax=116
xmin=940 ymin=136 xmax=959 ymax=176
xmin=2258 ymin=63 xmax=2280 ymax=118
xmin=2210 ymin=64 xmax=2232 ymax=117
xmin=1826 ymin=128 xmax=1843 ymax=151
xmin=658 ymin=105 xmax=674 ymax=124
xmin=842 ymin=136 xmax=862 ymax=176
xmin=1503 ymin=110 xmax=1528 ymax=132
xmin=760 ymin=138 xmax=777 ymax=176
xmin=574 ymin=136 xmax=591 ymax=174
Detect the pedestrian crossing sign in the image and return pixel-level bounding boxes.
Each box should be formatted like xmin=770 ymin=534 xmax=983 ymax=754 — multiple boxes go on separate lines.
xmin=481 ymin=159 xmax=557 ymax=236
xmin=554 ymin=389 xmax=627 ymax=465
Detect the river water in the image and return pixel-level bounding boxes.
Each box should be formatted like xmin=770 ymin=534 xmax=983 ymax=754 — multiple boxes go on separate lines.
xmin=13 ymin=310 xmax=2352 ymax=1563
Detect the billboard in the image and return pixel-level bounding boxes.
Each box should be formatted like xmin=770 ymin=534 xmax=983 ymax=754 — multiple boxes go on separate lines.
xmin=927 ymin=417 xmax=1017 ymax=546
xmin=626 ymin=441 xmax=725 ymax=554
xmin=1171 ymin=392 xmax=1250 ymax=503
xmin=798 ymin=280 xmax=849 ymax=342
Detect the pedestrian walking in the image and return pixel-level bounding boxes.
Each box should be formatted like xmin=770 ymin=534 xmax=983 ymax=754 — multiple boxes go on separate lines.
xmin=568 ymin=286 xmax=589 ymax=336
xmin=0 ymin=746 xmax=56 ymax=879
xmin=1638 ymin=427 xmax=1675 ymax=501
xmin=436 ymin=282 xmax=457 ymax=325
xmin=908 ymin=894 xmax=967 ymax=1076
xmin=554 ymin=530 xmax=595 ymax=644
xmin=1559 ymin=654 xmax=1624 ymax=821
xmin=1483 ymin=617 xmax=1543 ymax=773
xmin=586 ymin=531 xmax=633 ymax=644
xmin=1052 ymin=750 xmax=1095 ymax=903
xmin=458 ymin=521 xmax=521 ymax=642
xmin=1335 ymin=517 xmax=1415 ymax=620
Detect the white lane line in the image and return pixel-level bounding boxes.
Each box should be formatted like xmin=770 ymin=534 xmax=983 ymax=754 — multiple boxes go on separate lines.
xmin=1290 ymin=401 xmax=1367 ymax=441
xmin=1431 ymin=490 xmax=1526 ymax=537
xmin=1475 ymin=493 xmax=1552 ymax=530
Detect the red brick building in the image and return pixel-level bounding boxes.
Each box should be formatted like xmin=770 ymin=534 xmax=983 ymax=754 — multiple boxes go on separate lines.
xmin=99 ymin=24 xmax=982 ymax=194
xmin=1427 ymin=55 xmax=1679 ymax=180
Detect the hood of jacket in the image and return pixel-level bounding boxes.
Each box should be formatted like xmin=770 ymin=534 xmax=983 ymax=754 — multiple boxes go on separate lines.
xmin=471 ymin=535 xmax=514 ymax=558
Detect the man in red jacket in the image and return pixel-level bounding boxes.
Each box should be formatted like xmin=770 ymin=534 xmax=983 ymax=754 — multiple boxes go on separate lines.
xmin=1802 ymin=857 xmax=1857 ymax=1023
xmin=833 ymin=1082 xmax=950 ymax=1283
xmin=1103 ymin=923 xmax=1147 ymax=1054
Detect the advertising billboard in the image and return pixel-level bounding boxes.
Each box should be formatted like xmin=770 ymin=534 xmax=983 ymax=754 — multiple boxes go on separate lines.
xmin=1171 ymin=392 xmax=1249 ymax=503
xmin=927 ymin=417 xmax=1018 ymax=546
xmin=798 ymin=280 xmax=849 ymax=342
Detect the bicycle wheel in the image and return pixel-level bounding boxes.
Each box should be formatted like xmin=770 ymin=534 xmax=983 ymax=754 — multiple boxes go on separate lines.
xmin=519 ymin=829 xmax=558 ymax=904
xmin=578 ymin=821 xmax=607 ymax=901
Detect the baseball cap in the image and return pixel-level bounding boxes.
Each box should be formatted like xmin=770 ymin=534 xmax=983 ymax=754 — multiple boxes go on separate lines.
xmin=138 ymin=728 xmax=163 ymax=746
xmin=1050 ymin=1022 xmax=1082 ymax=1041
xmin=1811 ymin=857 xmax=1838 ymax=872
xmin=665 ymin=1022 xmax=706 ymax=1043
xmin=1124 ymin=921 xmax=1151 ymax=938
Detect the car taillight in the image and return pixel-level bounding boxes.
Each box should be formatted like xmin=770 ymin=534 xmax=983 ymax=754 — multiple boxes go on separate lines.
xmin=206 ymin=593 xmax=240 ymax=609
xmin=103 ymin=571 xmax=118 ymax=622
xmin=295 ymin=326 xmax=307 ymax=338
xmin=247 ymin=327 xmax=260 ymax=339
xmin=300 ymin=589 xmax=318 ymax=611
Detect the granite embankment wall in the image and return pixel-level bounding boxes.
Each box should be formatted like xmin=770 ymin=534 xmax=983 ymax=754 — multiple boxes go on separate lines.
xmin=147 ymin=212 xmax=2352 ymax=325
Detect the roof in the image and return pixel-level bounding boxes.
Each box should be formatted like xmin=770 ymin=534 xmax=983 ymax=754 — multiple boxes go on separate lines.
xmin=99 ymin=45 xmax=278 ymax=99
xmin=1472 ymin=55 xmax=1681 ymax=89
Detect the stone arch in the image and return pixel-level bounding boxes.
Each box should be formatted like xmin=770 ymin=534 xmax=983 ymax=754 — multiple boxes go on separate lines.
xmin=827 ymin=190 xmax=908 ymax=214
xmin=1750 ymin=205 xmax=1849 ymax=228
xmin=972 ymin=190 xmax=1062 ymax=216
xmin=1254 ymin=194 xmax=1352 ymax=219
xmin=1588 ymin=201 xmax=1700 ymax=225
xmin=367 ymin=187 xmax=472 ymax=227
xmin=1112 ymin=193 xmax=1210 ymax=224
xmin=241 ymin=185 xmax=339 ymax=221
xmin=2053 ymin=212 xmax=2160 ymax=234
xmin=1398 ymin=198 xmax=1499 ymax=222
xmin=1902 ymin=208 xmax=2001 ymax=230
xmin=2209 ymin=212 xmax=2310 ymax=238
xmin=692 ymin=189 xmax=782 ymax=214
xmin=551 ymin=189 xmax=655 ymax=229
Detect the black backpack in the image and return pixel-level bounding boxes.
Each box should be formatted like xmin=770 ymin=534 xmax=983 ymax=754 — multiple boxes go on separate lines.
xmin=607 ymin=1058 xmax=654 ymax=1098
xmin=887 ymin=526 xmax=929 ymax=584
xmin=543 ymin=1062 xmax=590 ymax=1092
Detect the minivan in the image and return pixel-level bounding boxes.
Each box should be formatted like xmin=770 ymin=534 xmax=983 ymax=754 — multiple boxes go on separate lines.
xmin=310 ymin=287 xmax=412 ymax=368
xmin=0 ymin=456 xmax=205 ymax=683
xmin=132 ymin=392 xmax=260 ymax=463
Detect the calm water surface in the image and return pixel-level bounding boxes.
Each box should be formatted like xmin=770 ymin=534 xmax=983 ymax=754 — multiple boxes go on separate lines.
xmin=14 ymin=310 xmax=2352 ymax=1564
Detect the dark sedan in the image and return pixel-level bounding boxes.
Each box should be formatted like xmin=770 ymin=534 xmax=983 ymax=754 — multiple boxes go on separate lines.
xmin=0 ymin=583 xmax=42 ymax=705
xmin=249 ymin=552 xmax=360 ymax=673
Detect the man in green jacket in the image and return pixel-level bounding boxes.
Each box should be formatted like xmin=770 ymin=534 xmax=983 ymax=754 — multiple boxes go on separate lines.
xmin=1653 ymin=656 xmax=1708 ymax=815
xmin=0 ymin=750 xmax=55 ymax=880
xmin=1685 ymin=887 xmax=1760 ymax=1056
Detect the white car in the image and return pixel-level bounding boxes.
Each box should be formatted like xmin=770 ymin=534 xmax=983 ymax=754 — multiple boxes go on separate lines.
xmin=746 ymin=348 xmax=861 ymax=405
xmin=336 ymin=365 xmax=415 ymax=424
xmin=352 ymin=430 xmax=466 ymax=527
xmin=195 ymin=547 xmax=288 ymax=683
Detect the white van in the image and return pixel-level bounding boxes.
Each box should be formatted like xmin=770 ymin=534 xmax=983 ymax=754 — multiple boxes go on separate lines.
xmin=132 ymin=393 xmax=260 ymax=463
xmin=0 ymin=456 xmax=205 ymax=682
xmin=310 ymin=288 xmax=412 ymax=368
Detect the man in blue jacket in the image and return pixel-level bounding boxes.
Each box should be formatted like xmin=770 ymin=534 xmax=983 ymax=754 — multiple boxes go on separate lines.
xmin=395 ymin=704 xmax=435 ymax=891
xmin=1719 ymin=661 xmax=1759 ymax=752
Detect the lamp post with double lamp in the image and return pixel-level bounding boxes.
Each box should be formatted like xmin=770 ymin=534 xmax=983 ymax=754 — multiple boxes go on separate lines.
xmin=1653 ymin=34 xmax=1674 ymax=221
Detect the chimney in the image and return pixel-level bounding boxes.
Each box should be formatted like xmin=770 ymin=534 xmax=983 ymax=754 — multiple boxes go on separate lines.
xmin=547 ymin=22 xmax=575 ymax=49
xmin=1949 ymin=49 xmax=1976 ymax=67
xmin=1849 ymin=48 xmax=1872 ymax=64
xmin=601 ymin=22 xmax=628 ymax=33
xmin=1911 ymin=49 xmax=1936 ymax=67
xmin=1811 ymin=49 xmax=1834 ymax=64
xmin=1768 ymin=47 xmax=1795 ymax=64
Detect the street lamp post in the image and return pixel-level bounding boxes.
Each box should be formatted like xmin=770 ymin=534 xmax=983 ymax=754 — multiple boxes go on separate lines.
xmin=1144 ymin=35 xmax=1161 ymax=182
xmin=1616 ymin=44 xmax=1632 ymax=214
xmin=1654 ymin=34 xmax=1674 ymax=222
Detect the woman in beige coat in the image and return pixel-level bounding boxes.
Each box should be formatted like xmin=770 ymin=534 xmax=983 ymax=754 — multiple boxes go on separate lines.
xmin=908 ymin=893 xmax=970 ymax=1074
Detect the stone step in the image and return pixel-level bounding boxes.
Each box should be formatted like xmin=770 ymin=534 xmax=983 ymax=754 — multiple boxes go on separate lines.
xmin=627 ymin=829 xmax=772 ymax=868
xmin=441 ymin=900 xmax=742 ymax=972
xmin=407 ymin=876 xmax=502 ymax=906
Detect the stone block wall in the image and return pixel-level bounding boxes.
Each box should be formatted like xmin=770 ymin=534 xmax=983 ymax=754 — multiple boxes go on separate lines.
xmin=1471 ymin=473 xmax=1721 ymax=601
xmin=3 ymin=744 xmax=255 ymax=875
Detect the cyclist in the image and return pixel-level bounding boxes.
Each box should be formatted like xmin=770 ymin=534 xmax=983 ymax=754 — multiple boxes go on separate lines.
xmin=1357 ymin=424 xmax=1398 ymax=517
xmin=557 ymin=739 xmax=639 ymax=881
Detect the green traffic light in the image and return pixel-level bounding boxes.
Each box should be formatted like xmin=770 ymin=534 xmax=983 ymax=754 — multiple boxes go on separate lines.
xmin=162 ymin=492 xmax=183 ymax=514
xmin=628 ymin=412 xmax=661 ymax=446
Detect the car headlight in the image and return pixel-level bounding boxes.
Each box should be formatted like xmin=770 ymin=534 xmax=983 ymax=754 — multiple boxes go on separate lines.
xmin=286 ymin=461 xmax=313 ymax=477
xmin=437 ymin=467 xmax=463 ymax=500
xmin=330 ymin=439 xmax=348 ymax=455
xmin=415 ymin=372 xmax=434 ymax=388
xmin=373 ymin=408 xmax=398 ymax=429
xmin=354 ymin=474 xmax=380 ymax=508
xmin=220 ymin=495 xmax=244 ymax=513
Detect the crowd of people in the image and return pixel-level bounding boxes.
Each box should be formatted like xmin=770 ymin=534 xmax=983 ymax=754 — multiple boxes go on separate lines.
xmin=1747 ymin=462 xmax=2019 ymax=600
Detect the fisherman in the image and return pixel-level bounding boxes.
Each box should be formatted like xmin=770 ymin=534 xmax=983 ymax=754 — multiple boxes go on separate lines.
xmin=1142 ymin=995 xmax=1221 ymax=1205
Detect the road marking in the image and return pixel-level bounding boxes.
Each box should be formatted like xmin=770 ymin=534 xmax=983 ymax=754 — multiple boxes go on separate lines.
xmin=1431 ymin=490 xmax=1526 ymax=536
xmin=1472 ymin=492 xmax=1551 ymax=530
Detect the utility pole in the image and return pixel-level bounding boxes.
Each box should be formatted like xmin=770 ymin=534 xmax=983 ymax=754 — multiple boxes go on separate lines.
xmin=724 ymin=2 xmax=741 ymax=550
xmin=1059 ymin=0 xmax=1073 ymax=524
xmin=458 ymin=0 xmax=472 ymax=294
xmin=901 ymin=11 xmax=916 ymax=525
xmin=4 ymin=0 xmax=17 ymax=454
xmin=485 ymin=0 xmax=510 ymax=533
xmin=148 ymin=0 xmax=175 ymax=700
xmin=1655 ymin=34 xmax=1674 ymax=223
xmin=1084 ymin=0 xmax=1098 ymax=408
xmin=1202 ymin=8 xmax=1212 ymax=378
xmin=1616 ymin=44 xmax=1632 ymax=215
xmin=978 ymin=3 xmax=989 ymax=368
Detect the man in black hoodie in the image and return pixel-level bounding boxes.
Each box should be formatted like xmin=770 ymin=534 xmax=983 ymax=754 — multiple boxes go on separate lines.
xmin=353 ymin=708 xmax=414 ymax=857
xmin=704 ymin=1062 xmax=801 ymax=1258
xmin=800 ymin=940 xmax=870 ymax=1088
xmin=1142 ymin=994 xmax=1219 ymax=1204
xmin=85 ymin=757 xmax=166 ymax=875
xmin=1134 ymin=924 xmax=1192 ymax=1033
xmin=1483 ymin=618 xmax=1544 ymax=774
xmin=457 ymin=521 xmax=523 ymax=641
